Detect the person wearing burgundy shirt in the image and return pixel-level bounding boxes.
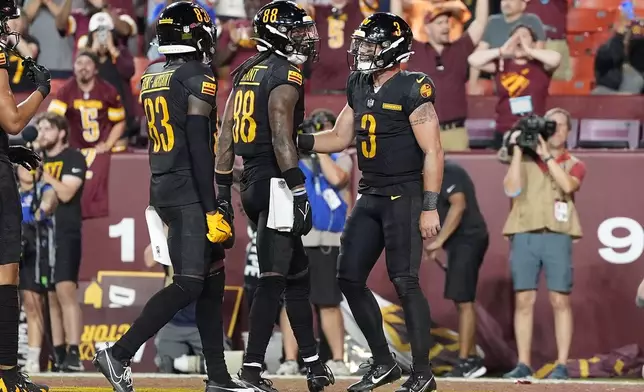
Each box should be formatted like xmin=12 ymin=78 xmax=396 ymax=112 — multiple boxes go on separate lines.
xmin=406 ymin=0 xmax=489 ymax=151
xmin=468 ymin=25 xmax=561 ymax=149
xmin=524 ymin=0 xmax=570 ymax=81
xmin=214 ymin=1 xmax=260 ymax=84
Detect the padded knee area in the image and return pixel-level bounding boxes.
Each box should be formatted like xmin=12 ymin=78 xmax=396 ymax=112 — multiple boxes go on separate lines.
xmin=257 ymin=275 xmax=286 ymax=300
xmin=392 ymin=276 xmax=422 ymax=298
xmin=173 ymin=275 xmax=204 ymax=303
xmin=284 ymin=271 xmax=309 ymax=301
xmin=338 ymin=277 xmax=365 ymax=298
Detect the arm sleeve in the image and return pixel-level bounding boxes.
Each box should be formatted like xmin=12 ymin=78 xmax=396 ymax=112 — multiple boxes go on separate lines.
xmin=403 ymin=74 xmax=436 ymax=116
xmin=48 ymin=85 xmax=69 ymax=116
xmin=569 ymin=160 xmax=586 ymax=185
xmin=61 ymin=151 xmax=87 ymax=181
xmin=346 ymin=72 xmax=358 ymax=109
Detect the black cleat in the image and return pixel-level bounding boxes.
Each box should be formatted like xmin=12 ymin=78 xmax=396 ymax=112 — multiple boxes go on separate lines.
xmin=306 ymin=363 xmax=335 ymax=392
xmin=205 ymin=379 xmax=255 ymax=392
xmin=0 ymin=368 xmax=49 ymax=392
xmin=395 ymin=368 xmax=437 ymax=392
xmin=93 ymin=347 xmax=134 ymax=392
xmin=62 ymin=349 xmax=84 ymax=372
xmin=237 ymin=370 xmax=278 ymax=392
xmin=347 ymin=359 xmax=402 ymax=392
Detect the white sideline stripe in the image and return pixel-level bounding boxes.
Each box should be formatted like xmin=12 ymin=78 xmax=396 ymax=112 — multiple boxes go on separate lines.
xmin=30 ymin=373 xmax=644 ymax=385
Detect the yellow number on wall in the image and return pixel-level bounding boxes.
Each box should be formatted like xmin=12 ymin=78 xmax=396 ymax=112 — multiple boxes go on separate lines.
xmin=143 ymin=96 xmax=175 ymax=153
xmin=232 ymin=89 xmax=257 ymax=143
xmin=360 ymin=114 xmax=376 ymax=159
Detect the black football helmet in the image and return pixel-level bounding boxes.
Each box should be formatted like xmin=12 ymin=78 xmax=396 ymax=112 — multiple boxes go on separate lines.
xmin=0 ymin=0 xmax=20 ymax=39
xmin=253 ymin=0 xmax=319 ymax=65
xmin=156 ymin=1 xmax=216 ymax=64
xmin=348 ymin=12 xmax=413 ymax=73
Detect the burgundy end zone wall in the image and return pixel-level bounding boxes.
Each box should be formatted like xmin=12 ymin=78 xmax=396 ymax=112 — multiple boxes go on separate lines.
xmin=80 ymin=151 xmax=644 ymax=371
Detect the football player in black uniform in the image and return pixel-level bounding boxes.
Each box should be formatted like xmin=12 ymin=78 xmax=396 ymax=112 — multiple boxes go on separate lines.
xmin=92 ymin=3 xmax=245 ymax=392
xmin=216 ymin=2 xmax=334 ymax=392
xmin=0 ymin=0 xmax=52 ymax=390
xmin=297 ymin=13 xmax=443 ymax=392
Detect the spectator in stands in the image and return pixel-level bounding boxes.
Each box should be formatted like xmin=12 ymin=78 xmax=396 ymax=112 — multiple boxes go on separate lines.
xmin=77 ymin=12 xmax=136 ymax=151
xmin=5 ymin=12 xmax=40 ymax=93
xmin=468 ymin=0 xmax=546 ymax=95
xmin=593 ymin=19 xmax=644 ymax=95
xmin=468 ymin=25 xmax=560 ymax=149
xmin=17 ymin=165 xmax=58 ymax=373
xmin=524 ymin=0 xmax=570 ymax=81
xmin=406 ymin=0 xmax=488 ymax=151
xmin=23 ymin=0 xmax=74 ymax=78
xmin=501 ymin=108 xmax=585 ymax=380
xmin=48 ymin=51 xmax=126 ymax=219
xmin=216 ymin=0 xmax=251 ymax=21
xmin=55 ymin=0 xmax=137 ymax=53
xmin=305 ymin=0 xmax=373 ymax=93
xmin=402 ymin=0 xmax=471 ymax=44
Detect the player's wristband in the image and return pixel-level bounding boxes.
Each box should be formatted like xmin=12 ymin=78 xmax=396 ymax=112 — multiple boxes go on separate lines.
xmin=297 ymin=134 xmax=314 ymax=152
xmin=282 ymin=167 xmax=305 ymax=190
xmin=422 ymin=191 xmax=439 ymax=211
xmin=37 ymin=84 xmax=50 ymax=98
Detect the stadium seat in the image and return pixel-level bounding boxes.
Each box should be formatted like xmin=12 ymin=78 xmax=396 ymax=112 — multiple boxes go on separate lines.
xmin=548 ymin=79 xmax=593 ymax=95
xmin=567 ymin=31 xmax=612 ymax=56
xmin=466 ymin=119 xmax=496 ymax=149
xmin=577 ymin=119 xmax=641 ymax=149
xmin=567 ymin=9 xmax=616 ymax=33
xmin=570 ymin=56 xmax=595 ymax=81
xmin=567 ymin=118 xmax=580 ymax=149
xmin=575 ymin=0 xmax=623 ymax=10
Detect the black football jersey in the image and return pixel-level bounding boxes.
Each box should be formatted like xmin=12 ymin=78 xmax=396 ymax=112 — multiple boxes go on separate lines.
xmin=347 ymin=70 xmax=436 ymax=196
xmin=0 ymin=45 xmax=11 ymax=164
xmin=140 ymin=60 xmax=218 ymax=207
xmin=232 ymin=54 xmax=305 ymax=188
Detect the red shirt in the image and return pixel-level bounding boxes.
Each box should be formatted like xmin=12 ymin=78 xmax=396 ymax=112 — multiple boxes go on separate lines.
xmin=65 ymin=9 xmax=137 ymax=54
xmin=48 ymin=77 xmax=125 ymax=219
xmin=218 ymin=20 xmax=257 ymax=73
xmin=406 ymin=34 xmax=475 ymax=123
xmin=310 ymin=2 xmax=366 ymax=92
xmin=537 ymin=152 xmax=587 ymax=192
xmin=494 ymin=60 xmax=551 ymax=133
xmin=524 ymin=0 xmax=567 ymax=40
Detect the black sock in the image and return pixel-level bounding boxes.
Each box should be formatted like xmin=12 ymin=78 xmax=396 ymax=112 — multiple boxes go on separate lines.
xmin=113 ymin=278 xmax=202 ymax=361
xmin=0 ymin=285 xmax=19 ymax=367
xmin=196 ymin=270 xmax=229 ymax=383
xmin=54 ymin=345 xmax=67 ymax=364
xmin=244 ymin=276 xmax=285 ymax=365
xmin=338 ymin=279 xmax=393 ymax=365
xmin=284 ymin=273 xmax=318 ymax=360
xmin=68 ymin=345 xmax=79 ymax=356
xmin=393 ymin=277 xmax=431 ymax=373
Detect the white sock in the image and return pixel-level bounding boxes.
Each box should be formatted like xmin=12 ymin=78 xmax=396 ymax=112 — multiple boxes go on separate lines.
xmin=27 ymin=347 xmax=41 ymax=362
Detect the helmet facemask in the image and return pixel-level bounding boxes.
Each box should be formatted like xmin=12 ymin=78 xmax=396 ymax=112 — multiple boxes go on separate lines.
xmin=255 ymin=23 xmax=319 ymax=65
xmin=348 ymin=34 xmax=412 ymax=74
xmin=0 ymin=8 xmax=22 ymax=50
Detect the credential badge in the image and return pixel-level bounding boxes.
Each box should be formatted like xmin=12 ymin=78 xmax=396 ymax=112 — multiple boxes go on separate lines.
xmin=366 ymin=98 xmax=374 ymax=108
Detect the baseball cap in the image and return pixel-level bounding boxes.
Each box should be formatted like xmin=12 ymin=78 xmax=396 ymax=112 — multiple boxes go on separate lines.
xmin=89 ymin=11 xmax=114 ymax=32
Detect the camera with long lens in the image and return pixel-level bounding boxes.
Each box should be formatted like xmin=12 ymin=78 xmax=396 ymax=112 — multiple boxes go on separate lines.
xmin=515 ymin=115 xmax=557 ymax=150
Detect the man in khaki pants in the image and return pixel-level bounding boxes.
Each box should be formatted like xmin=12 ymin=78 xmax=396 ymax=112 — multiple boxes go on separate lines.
xmin=501 ymin=108 xmax=586 ymax=380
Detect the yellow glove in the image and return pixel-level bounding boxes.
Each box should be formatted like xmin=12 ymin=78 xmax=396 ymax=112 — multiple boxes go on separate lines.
xmin=206 ymin=212 xmax=233 ymax=243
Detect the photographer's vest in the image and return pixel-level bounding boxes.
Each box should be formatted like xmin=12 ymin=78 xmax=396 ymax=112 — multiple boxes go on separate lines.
xmin=503 ymin=155 xmax=583 ymax=238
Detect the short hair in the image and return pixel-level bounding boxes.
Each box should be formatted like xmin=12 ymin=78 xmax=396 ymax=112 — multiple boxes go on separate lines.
xmin=545 ymin=107 xmax=572 ymax=130
xmin=508 ymin=24 xmax=538 ymax=42
xmin=76 ymin=49 xmax=100 ymax=66
xmin=35 ymin=112 xmax=70 ymax=142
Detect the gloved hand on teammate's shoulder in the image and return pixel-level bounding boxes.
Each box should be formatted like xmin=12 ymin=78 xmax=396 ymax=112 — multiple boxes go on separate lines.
xmin=9 ymin=145 xmax=41 ymax=171
xmin=25 ymin=59 xmax=51 ymax=97
xmin=205 ymin=200 xmax=235 ymax=244
xmin=291 ymin=187 xmax=312 ymax=237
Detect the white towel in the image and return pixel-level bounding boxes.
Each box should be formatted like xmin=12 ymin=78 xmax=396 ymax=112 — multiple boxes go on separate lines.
xmin=267 ymin=178 xmax=294 ymax=232
xmin=145 ymin=206 xmax=171 ymax=266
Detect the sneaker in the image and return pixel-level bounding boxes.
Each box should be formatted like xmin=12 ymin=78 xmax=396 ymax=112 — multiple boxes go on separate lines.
xmin=503 ymin=362 xmax=533 ymax=379
xmin=347 ymin=358 xmax=402 ymax=392
xmin=275 ymin=360 xmax=300 ymax=376
xmin=325 ymin=360 xmax=351 ymax=376
xmin=93 ymin=347 xmax=134 ymax=392
xmin=306 ymin=362 xmax=334 ymax=392
xmin=62 ymin=349 xmax=84 ymax=372
xmin=547 ymin=364 xmax=569 ymax=380
xmin=444 ymin=357 xmax=487 ymax=378
xmin=23 ymin=359 xmax=40 ymax=374
xmin=395 ymin=368 xmax=437 ymax=392
xmin=0 ymin=367 xmax=49 ymax=392
xmin=174 ymin=354 xmax=205 ymax=373
xmin=237 ymin=368 xmax=278 ymax=392
xmin=205 ymin=379 xmax=254 ymax=392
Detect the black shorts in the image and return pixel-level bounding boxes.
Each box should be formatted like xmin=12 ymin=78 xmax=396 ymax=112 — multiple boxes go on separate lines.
xmin=155 ymin=202 xmax=225 ymax=277
xmin=307 ymin=246 xmax=342 ymax=307
xmin=19 ymin=224 xmax=53 ymax=292
xmin=338 ymin=193 xmax=423 ymax=284
xmin=240 ymin=179 xmax=308 ymax=277
xmin=53 ymin=233 xmax=82 ymax=285
xmin=0 ymin=162 xmax=22 ymax=265
xmin=444 ymin=234 xmax=489 ymax=303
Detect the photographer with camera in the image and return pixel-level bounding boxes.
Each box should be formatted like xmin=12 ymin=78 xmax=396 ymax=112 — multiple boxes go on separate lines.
xmin=501 ymin=108 xmax=585 ymax=380
xmin=275 ymin=109 xmax=353 ymax=377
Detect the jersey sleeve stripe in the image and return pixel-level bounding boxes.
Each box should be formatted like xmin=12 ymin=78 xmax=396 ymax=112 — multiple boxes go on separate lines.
xmin=48 ymin=99 xmax=68 ymax=116
xmin=108 ymin=107 xmax=126 ymax=122
xmin=67 ymin=15 xmax=76 ymax=36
